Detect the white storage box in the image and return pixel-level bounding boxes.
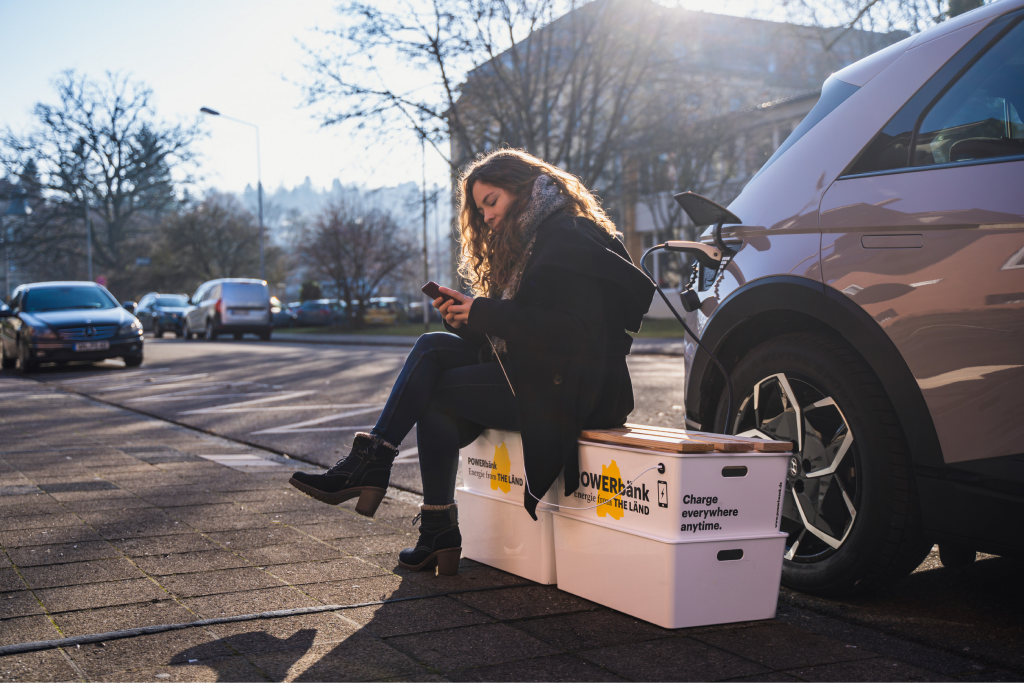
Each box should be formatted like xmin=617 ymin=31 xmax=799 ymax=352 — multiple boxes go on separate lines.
xmin=553 ymin=513 xmax=787 ymax=629
xmin=557 ymin=439 xmax=791 ymax=541
xmin=456 ymin=487 xmax=557 ymax=585
xmin=460 ymin=430 xmax=557 ymax=505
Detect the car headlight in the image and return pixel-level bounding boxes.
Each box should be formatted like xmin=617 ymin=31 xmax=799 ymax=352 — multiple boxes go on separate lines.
xmin=118 ymin=320 xmax=142 ymax=335
xmin=25 ymin=325 xmax=59 ymax=341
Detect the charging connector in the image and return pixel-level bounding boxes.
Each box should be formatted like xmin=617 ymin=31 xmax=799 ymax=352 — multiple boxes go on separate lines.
xmin=640 ymin=191 xmax=740 ymax=432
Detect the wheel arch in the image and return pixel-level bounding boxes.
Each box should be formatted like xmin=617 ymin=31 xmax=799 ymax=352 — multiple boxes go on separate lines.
xmin=687 ymin=275 xmax=945 ymax=469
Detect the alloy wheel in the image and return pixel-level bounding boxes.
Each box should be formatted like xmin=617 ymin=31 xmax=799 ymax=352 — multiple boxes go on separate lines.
xmin=731 ymin=373 xmax=859 ymax=562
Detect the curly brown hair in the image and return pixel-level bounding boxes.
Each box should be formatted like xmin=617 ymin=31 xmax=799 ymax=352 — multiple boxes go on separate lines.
xmin=456 ymin=149 xmax=618 ymax=297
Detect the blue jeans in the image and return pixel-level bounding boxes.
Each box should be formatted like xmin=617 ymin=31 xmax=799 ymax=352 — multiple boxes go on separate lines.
xmin=372 ymin=332 xmax=519 ymax=505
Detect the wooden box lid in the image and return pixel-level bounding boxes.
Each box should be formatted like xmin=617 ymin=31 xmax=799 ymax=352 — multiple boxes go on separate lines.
xmin=579 ymin=423 xmax=791 ymax=454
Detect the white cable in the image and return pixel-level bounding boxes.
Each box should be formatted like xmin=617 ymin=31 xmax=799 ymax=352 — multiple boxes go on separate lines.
xmin=486 ymin=335 xmax=664 ymax=512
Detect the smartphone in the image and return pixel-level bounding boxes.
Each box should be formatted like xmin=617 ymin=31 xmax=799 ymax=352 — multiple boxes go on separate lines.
xmin=422 ymin=281 xmax=457 ymax=304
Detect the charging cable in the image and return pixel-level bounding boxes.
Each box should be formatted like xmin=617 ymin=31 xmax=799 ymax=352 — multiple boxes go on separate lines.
xmin=486 ymin=334 xmax=666 ymax=511
xmin=640 ymin=245 xmax=734 ymax=432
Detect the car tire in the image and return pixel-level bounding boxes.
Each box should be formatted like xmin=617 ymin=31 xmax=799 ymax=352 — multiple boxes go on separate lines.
xmin=183 ymin=319 xmax=194 ymax=340
xmin=123 ymin=353 xmax=143 ymax=368
xmin=233 ymin=333 xmax=243 ymax=341
xmin=204 ymin=320 xmax=216 ymax=341
xmin=259 ymin=330 xmax=271 ymax=341
xmin=17 ymin=340 xmax=39 ymax=374
xmin=1 ymin=342 xmax=15 ymax=369
xmin=714 ymin=332 xmax=931 ymax=596
xmin=154 ymin=322 xmax=163 ymax=339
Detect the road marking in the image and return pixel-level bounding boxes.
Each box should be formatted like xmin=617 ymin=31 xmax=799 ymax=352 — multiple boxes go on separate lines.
xmin=90 ymin=374 xmax=211 ymax=392
xmin=178 ymin=391 xmax=317 ymax=415
xmin=198 ymin=454 xmax=284 ymax=468
xmin=187 ymin=405 xmax=380 ymax=413
xmin=249 ymin=406 xmax=383 ymax=435
xmin=126 ymin=390 xmax=291 ymax=404
xmin=395 ymin=447 xmax=418 ymax=463
xmin=0 ymin=394 xmax=68 ymax=400
xmin=56 ymin=368 xmax=171 ymax=385
xmin=100 ymin=381 xmax=256 ymax=395
xmin=249 ymin=423 xmax=376 ymax=436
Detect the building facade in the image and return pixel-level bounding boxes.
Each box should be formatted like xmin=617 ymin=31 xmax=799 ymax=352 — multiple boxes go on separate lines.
xmin=451 ymin=0 xmax=905 ymax=291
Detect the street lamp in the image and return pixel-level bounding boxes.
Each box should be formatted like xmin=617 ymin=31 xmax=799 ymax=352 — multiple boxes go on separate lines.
xmin=200 ymin=106 xmax=265 ymax=280
xmin=2 ymin=195 xmax=32 ymax=301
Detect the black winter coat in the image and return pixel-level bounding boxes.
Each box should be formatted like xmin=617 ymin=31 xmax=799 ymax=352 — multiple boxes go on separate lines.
xmin=446 ymin=212 xmax=656 ymax=519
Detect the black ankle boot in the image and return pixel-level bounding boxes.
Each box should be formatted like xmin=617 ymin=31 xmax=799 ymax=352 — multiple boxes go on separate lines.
xmin=289 ymin=432 xmax=398 ymax=516
xmin=398 ymin=505 xmax=462 ymax=575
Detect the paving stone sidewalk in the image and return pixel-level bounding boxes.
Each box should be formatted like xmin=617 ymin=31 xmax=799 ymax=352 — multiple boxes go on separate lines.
xmin=0 ymin=375 xmax=1007 ymax=682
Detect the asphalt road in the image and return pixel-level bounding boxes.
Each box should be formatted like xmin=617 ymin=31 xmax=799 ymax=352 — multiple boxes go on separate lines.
xmin=15 ymin=334 xmax=1024 ymax=678
xmin=24 ymin=336 xmax=689 ymax=495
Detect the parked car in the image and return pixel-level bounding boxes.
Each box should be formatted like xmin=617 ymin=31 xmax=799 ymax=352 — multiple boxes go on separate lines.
xmin=293 ymin=299 xmax=346 ymax=327
xmin=0 ymin=281 xmax=144 ymax=372
xmin=182 ymin=278 xmax=272 ymax=341
xmin=679 ymin=0 xmax=1024 ymax=596
xmin=364 ymin=297 xmax=407 ymax=326
xmin=270 ymin=297 xmax=297 ymax=328
xmin=136 ymin=292 xmax=189 ymax=337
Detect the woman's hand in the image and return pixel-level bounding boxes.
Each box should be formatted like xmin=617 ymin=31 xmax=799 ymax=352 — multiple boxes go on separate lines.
xmin=432 ymin=286 xmax=475 ymax=329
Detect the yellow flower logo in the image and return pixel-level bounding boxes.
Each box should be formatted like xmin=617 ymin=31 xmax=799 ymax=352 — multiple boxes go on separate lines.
xmin=491 ymin=442 xmax=511 ymax=494
xmin=596 ymin=460 xmax=624 ymax=520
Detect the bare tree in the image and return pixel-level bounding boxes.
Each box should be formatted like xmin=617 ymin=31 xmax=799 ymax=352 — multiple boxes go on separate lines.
xmin=774 ymin=0 xmax=983 ymax=53
xmin=302 ymin=0 xmax=681 ymax=185
xmin=141 ymin=194 xmax=285 ymax=297
xmin=0 ymin=160 xmax=85 ymax=285
xmin=1 ymin=71 xmax=199 ymax=293
xmin=298 ymin=199 xmax=416 ymax=327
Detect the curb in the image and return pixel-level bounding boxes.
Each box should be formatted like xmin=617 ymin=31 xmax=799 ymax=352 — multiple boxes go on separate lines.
xmin=269 ymin=334 xmax=687 ymax=356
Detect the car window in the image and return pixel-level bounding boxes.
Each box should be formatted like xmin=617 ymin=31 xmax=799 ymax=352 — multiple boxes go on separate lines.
xmin=9 ymin=291 xmax=22 ymax=310
xmin=913 ymin=20 xmax=1024 ymax=166
xmin=222 ymin=282 xmax=267 ymax=305
xmin=23 ymin=286 xmax=118 ymax=312
xmin=192 ymin=285 xmax=207 ymax=304
xmin=138 ymin=295 xmax=152 ymax=309
xmin=846 ymin=10 xmax=1024 ymax=176
xmin=750 ymin=76 xmax=860 ymax=182
xmin=155 ymin=295 xmax=188 ymax=307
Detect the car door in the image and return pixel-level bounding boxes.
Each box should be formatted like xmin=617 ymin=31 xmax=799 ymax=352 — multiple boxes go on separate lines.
xmin=1 ymin=289 xmax=22 ymax=356
xmin=187 ymin=285 xmax=207 ymax=329
xmin=136 ymin=295 xmax=153 ymax=330
xmin=204 ymin=284 xmax=222 ymax=323
xmin=820 ymin=12 xmax=1024 ymax=466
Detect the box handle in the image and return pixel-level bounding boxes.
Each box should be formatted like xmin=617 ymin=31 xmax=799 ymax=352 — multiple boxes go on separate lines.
xmin=717 ymin=549 xmax=744 ymax=561
xmin=722 ymin=466 xmax=748 ymax=477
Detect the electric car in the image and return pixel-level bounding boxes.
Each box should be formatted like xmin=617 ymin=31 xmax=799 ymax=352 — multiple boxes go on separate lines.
xmin=681 ymin=0 xmax=1024 ymax=595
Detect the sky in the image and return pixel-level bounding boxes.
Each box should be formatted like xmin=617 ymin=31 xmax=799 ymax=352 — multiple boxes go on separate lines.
xmin=0 ymin=0 xmax=764 ymax=196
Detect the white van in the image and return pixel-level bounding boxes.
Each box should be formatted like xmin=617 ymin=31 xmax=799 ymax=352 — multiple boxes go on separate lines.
xmin=182 ymin=278 xmax=272 ymax=341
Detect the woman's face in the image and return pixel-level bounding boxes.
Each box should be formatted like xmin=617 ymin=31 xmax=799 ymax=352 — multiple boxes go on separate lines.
xmin=472 ymin=181 xmax=514 ymax=231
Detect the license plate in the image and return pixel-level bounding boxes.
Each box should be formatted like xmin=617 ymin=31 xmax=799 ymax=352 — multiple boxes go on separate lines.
xmin=74 ymin=341 xmax=109 ymax=352
xmin=234 ymin=309 xmax=261 ymax=317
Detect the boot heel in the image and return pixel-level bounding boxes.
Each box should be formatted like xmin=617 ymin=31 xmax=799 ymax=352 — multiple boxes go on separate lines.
xmin=436 ymin=548 xmax=462 ymax=576
xmin=355 ymin=488 xmax=386 ymax=517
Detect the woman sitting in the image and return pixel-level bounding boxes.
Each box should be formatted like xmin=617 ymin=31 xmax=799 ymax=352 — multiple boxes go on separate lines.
xmin=290 ymin=149 xmax=655 ymax=575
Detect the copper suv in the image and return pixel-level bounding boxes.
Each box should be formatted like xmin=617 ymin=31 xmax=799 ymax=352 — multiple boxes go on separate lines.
xmin=683 ymin=0 xmax=1024 ymax=595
